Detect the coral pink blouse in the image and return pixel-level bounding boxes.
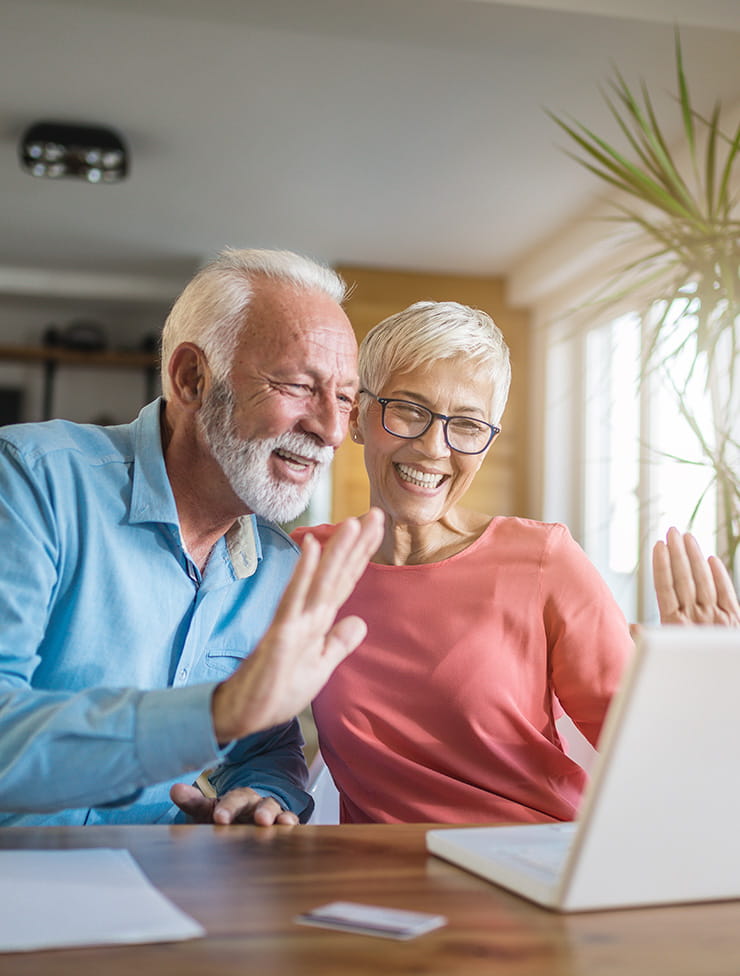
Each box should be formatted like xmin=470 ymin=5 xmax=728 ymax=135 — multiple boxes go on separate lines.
xmin=294 ymin=517 xmax=633 ymax=825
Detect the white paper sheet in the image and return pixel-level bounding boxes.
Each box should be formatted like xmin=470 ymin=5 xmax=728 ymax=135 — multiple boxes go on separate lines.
xmin=0 ymin=848 xmax=205 ymax=952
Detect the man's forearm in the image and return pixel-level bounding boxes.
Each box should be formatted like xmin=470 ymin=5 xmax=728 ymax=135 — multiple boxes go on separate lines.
xmin=0 ymin=683 xmax=221 ymax=814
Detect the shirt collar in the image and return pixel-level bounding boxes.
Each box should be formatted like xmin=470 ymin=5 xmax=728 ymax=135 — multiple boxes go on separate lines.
xmin=225 ymin=515 xmax=263 ymax=580
xmin=128 ymin=398 xmax=262 ymax=580
xmin=129 ymin=399 xmax=180 ymax=527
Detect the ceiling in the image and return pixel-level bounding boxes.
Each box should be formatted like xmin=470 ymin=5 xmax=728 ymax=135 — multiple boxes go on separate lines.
xmin=1 ymin=0 xmax=739 ymax=305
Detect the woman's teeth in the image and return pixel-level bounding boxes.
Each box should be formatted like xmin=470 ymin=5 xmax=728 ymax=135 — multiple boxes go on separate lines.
xmin=396 ymin=464 xmax=443 ymax=488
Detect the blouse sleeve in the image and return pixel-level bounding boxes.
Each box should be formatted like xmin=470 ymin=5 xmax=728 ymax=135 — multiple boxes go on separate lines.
xmin=541 ymin=524 xmax=634 ymax=747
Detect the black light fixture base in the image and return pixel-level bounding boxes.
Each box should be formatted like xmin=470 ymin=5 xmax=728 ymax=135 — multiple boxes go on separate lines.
xmin=19 ymin=120 xmax=129 ymax=183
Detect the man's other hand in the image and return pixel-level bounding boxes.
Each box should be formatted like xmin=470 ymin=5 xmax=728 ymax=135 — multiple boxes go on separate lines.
xmin=170 ymin=782 xmax=299 ymax=825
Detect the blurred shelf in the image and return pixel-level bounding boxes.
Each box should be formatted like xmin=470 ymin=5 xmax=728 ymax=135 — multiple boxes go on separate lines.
xmin=0 ymin=344 xmax=157 ymax=368
xmin=0 ymin=344 xmax=159 ymax=419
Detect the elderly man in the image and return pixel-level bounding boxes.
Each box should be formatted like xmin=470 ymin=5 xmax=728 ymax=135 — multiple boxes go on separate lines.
xmin=0 ymin=248 xmax=383 ymax=827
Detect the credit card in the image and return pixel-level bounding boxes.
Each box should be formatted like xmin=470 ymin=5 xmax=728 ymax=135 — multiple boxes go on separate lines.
xmin=294 ymin=901 xmax=447 ymax=940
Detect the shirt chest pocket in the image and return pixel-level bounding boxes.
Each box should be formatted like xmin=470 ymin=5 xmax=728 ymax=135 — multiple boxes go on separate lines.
xmin=201 ymin=645 xmax=250 ymax=678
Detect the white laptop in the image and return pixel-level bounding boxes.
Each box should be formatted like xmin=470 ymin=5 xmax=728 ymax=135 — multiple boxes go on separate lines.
xmin=427 ymin=626 xmax=740 ymax=912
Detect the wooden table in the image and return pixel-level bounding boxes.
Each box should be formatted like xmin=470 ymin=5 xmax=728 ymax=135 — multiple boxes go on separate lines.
xmin=2 ymin=824 xmax=740 ymax=975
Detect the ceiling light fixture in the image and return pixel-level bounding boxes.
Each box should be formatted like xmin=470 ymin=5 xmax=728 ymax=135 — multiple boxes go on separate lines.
xmin=19 ymin=121 xmax=129 ymax=183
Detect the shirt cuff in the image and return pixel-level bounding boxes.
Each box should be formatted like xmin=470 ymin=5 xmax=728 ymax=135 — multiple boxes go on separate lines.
xmin=135 ymin=683 xmax=223 ymax=783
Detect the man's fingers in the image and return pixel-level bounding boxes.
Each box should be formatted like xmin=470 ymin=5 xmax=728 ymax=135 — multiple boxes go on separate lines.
xmin=173 ymin=785 xmax=297 ymax=826
xmin=280 ymin=508 xmax=383 ymax=621
xmin=170 ymin=782 xmax=216 ymax=821
xmin=213 ymin=790 xmax=291 ymax=826
xmin=322 ymin=615 xmax=368 ymax=665
xmin=273 ymin=515 xmax=365 ymax=622
xmin=212 ymin=787 xmax=261 ymax=824
xmin=251 ymin=797 xmax=297 ymax=826
xmin=303 ymin=516 xmax=364 ymax=606
xmin=272 ymin=532 xmax=323 ymax=623
xmin=304 ymin=508 xmax=384 ymax=608
xmin=212 ymin=508 xmax=385 ymax=742
xmin=274 ymin=810 xmax=300 ymax=826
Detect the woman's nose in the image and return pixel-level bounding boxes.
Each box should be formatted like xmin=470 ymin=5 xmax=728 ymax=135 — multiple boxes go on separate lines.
xmin=415 ymin=417 xmax=451 ymax=456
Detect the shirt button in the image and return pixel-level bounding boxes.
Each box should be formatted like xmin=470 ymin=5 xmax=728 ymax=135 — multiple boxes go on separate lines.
xmin=179 ymin=667 xmax=188 ymax=681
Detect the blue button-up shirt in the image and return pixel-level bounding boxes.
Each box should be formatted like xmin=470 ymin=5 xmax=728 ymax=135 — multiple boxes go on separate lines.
xmin=0 ymin=399 xmax=311 ymax=825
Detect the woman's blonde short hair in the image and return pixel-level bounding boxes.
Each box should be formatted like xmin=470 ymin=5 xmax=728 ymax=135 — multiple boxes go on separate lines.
xmin=359 ymin=300 xmax=511 ymax=425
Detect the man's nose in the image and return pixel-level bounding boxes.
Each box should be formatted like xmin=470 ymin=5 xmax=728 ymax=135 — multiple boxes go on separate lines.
xmin=302 ymin=392 xmax=347 ymax=448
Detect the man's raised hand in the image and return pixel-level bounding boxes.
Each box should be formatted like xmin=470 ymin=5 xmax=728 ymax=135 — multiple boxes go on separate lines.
xmin=211 ymin=508 xmax=385 ymax=743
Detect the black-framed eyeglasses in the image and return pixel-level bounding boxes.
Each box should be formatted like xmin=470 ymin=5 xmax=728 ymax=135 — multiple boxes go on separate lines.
xmin=360 ymin=390 xmax=500 ymax=455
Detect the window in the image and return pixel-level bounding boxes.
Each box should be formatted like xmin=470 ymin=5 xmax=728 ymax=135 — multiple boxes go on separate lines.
xmin=543 ymin=305 xmax=719 ymax=623
xmin=582 ymin=313 xmax=641 ymax=621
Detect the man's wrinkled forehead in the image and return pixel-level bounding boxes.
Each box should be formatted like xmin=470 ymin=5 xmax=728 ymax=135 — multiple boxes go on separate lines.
xmin=239 ymin=278 xmax=358 ymax=377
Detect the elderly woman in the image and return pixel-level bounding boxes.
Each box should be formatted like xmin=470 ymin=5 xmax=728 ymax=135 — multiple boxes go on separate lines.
xmin=294 ymin=300 xmax=739 ymax=825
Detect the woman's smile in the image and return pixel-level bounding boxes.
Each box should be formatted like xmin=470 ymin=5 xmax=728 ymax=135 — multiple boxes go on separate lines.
xmin=394 ymin=463 xmax=446 ymax=489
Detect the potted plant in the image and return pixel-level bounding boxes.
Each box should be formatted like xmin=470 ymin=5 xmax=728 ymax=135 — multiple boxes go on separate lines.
xmin=548 ymin=32 xmax=740 ymax=582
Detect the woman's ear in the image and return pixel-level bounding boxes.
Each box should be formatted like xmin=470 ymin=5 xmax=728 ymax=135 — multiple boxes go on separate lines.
xmin=349 ymin=402 xmax=364 ymax=444
xmin=168 ymin=343 xmax=210 ymax=408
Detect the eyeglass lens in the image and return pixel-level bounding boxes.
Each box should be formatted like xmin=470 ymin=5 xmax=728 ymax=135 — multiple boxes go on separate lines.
xmin=382 ymin=400 xmax=493 ymax=453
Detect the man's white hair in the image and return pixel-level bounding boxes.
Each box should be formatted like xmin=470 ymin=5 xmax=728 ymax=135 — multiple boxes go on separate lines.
xmin=159 ymin=248 xmax=347 ymax=397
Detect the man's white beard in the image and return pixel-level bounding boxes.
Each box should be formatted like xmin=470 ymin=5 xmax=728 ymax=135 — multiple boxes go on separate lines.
xmin=198 ymin=380 xmax=333 ymax=524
